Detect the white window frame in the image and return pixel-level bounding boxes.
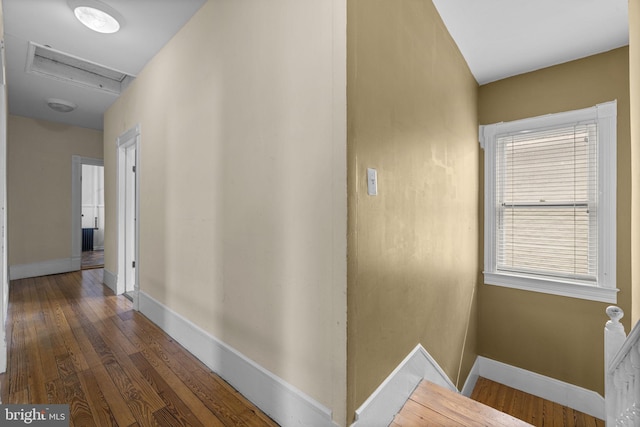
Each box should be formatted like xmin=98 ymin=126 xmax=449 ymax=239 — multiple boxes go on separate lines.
xmin=479 ymin=101 xmax=617 ymax=303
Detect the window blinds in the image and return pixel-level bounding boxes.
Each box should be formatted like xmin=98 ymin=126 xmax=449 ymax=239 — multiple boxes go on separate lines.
xmin=495 ymin=123 xmax=598 ymax=282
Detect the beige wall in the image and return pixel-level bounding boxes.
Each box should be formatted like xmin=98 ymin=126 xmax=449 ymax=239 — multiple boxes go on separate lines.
xmin=347 ymin=0 xmax=479 ymax=420
xmin=7 ymin=115 xmax=103 ymax=266
xmin=630 ymin=0 xmax=640 ymax=324
xmin=103 ymin=0 xmax=347 ymax=424
xmin=0 ymin=0 xmax=4 ymax=37
xmin=478 ymin=47 xmax=630 ymax=395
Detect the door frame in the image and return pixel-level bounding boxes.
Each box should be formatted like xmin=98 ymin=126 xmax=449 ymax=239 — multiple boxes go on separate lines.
xmin=116 ymin=125 xmax=140 ymax=309
xmin=0 ymin=43 xmax=7 ymax=375
xmin=71 ymin=156 xmax=104 ymax=270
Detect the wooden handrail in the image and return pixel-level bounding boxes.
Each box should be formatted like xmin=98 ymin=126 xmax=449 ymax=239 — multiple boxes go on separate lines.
xmin=608 ymin=324 xmax=640 ymax=376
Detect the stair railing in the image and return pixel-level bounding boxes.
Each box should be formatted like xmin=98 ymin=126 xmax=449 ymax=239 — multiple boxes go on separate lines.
xmin=605 ymin=306 xmax=640 ymax=426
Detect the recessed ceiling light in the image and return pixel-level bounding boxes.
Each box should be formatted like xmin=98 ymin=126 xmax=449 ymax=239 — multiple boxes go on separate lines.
xmin=46 ymin=98 xmax=77 ymax=113
xmin=73 ymin=5 xmax=121 ymax=34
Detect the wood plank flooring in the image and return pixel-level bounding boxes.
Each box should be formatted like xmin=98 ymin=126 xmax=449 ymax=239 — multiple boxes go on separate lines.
xmin=471 ymin=377 xmax=604 ymax=427
xmin=0 ymin=269 xmax=279 ymax=427
xmin=393 ymin=378 xmax=605 ymax=427
xmin=392 ymin=380 xmax=532 ymax=426
xmin=81 ymin=250 xmax=104 ymax=270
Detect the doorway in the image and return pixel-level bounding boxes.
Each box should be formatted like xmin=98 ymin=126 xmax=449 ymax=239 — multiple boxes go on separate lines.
xmin=81 ymin=164 xmax=104 ymax=269
xmin=117 ymin=125 xmax=140 ymax=305
xmin=71 ymin=156 xmax=104 ymax=272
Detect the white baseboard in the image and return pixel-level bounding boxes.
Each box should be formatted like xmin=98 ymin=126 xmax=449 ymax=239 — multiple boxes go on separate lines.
xmin=351 ymin=344 xmax=456 ymax=427
xmin=462 ymin=356 xmax=604 ymax=420
xmin=71 ymin=256 xmax=81 ymax=271
xmin=138 ymin=291 xmax=338 ymax=427
xmin=461 ymin=356 xmax=480 ymax=397
xmin=9 ymin=257 xmax=80 ymax=280
xmin=103 ymin=269 xmax=117 ymax=293
xmin=0 ymin=328 xmax=6 ymax=374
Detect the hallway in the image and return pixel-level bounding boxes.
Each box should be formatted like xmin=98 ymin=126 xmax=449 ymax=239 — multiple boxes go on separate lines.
xmin=0 ymin=269 xmax=279 ymax=426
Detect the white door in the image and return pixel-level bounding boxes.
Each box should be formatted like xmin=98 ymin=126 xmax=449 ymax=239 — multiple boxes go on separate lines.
xmin=124 ymin=144 xmax=136 ymax=293
xmin=117 ymin=125 xmax=140 ymax=305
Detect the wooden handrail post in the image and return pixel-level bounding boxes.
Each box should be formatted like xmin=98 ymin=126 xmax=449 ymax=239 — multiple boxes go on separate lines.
xmin=606 ymin=306 xmax=626 ymax=368
xmin=605 ymin=305 xmax=626 ymax=426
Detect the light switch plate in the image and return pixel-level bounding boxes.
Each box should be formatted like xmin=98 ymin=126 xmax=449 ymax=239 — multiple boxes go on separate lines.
xmin=367 ymin=168 xmax=377 ymax=196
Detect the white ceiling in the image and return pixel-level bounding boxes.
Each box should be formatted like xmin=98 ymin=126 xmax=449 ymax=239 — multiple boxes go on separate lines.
xmin=4 ymin=0 xmax=206 ymax=130
xmin=2 ymin=1 xmax=630 ymax=130
xmin=432 ymin=0 xmax=629 ymax=85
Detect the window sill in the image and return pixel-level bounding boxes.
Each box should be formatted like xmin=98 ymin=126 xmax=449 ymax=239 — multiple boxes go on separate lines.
xmin=484 ymin=271 xmax=618 ymax=303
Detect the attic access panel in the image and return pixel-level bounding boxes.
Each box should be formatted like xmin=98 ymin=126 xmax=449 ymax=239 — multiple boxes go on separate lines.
xmin=25 ymin=42 xmax=134 ymax=95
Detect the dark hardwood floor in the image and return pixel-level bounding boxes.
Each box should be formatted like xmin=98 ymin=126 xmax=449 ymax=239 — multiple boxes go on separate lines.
xmin=81 ymin=250 xmax=104 ymax=270
xmin=0 ymin=269 xmax=279 ymax=427
xmin=471 ymin=377 xmax=604 ymax=427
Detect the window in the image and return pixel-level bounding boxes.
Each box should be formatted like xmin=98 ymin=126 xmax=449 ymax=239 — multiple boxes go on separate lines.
xmin=480 ymin=101 xmax=617 ymax=303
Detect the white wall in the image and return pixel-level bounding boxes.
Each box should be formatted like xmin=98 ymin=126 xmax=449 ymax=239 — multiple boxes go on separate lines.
xmin=104 ymin=0 xmax=347 ymax=424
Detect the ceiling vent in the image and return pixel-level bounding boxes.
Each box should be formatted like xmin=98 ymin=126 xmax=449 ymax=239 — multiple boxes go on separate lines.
xmin=25 ymin=42 xmax=134 ymax=95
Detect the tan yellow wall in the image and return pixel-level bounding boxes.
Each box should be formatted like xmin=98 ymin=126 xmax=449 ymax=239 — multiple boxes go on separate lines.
xmin=347 ymin=0 xmax=479 ymax=420
xmin=478 ymin=47 xmax=630 ymax=395
xmin=7 ymin=115 xmax=103 ymax=266
xmin=630 ymin=0 xmax=640 ymax=324
xmin=104 ymin=0 xmax=347 ymax=424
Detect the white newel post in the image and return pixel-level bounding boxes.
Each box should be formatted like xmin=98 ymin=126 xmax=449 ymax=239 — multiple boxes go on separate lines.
xmin=605 ymin=306 xmax=626 ymax=426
